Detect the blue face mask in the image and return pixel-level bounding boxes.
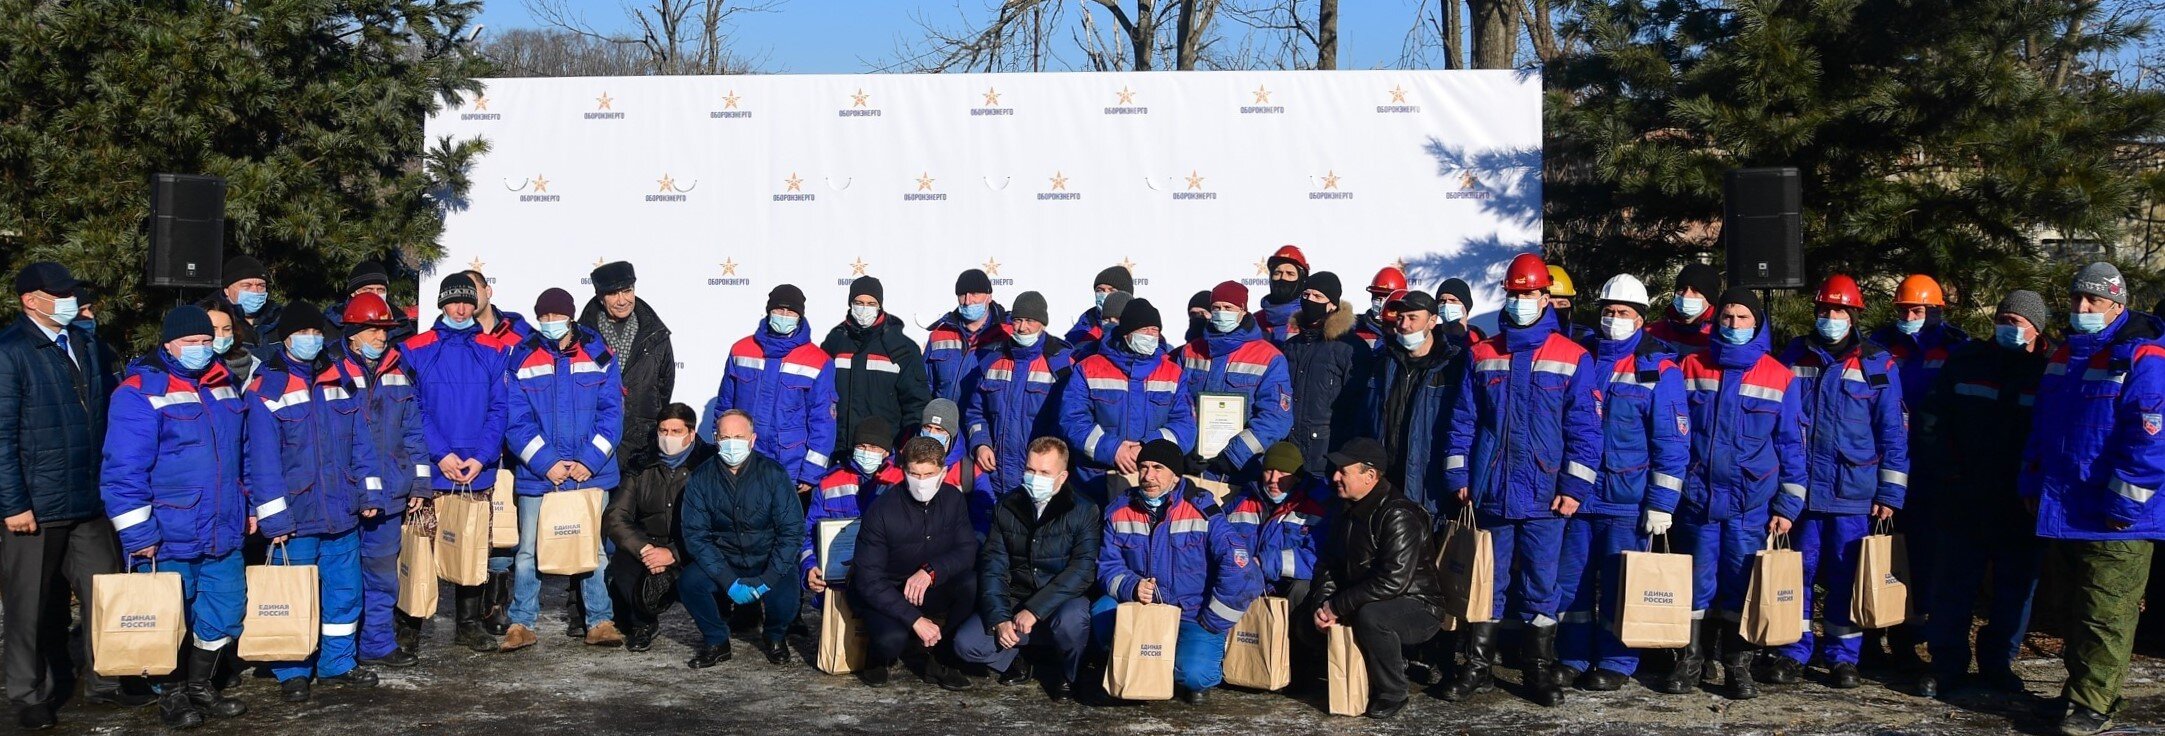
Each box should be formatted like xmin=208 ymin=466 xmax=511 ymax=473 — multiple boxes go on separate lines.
xmin=70 ymin=316 xmax=94 ymax=335
xmin=287 ymin=334 xmax=324 ymax=362
xmin=1895 ymin=318 xmax=1925 ymax=335
xmin=1676 ymin=296 xmax=1707 ymax=319
xmin=853 ymin=448 xmax=886 ymax=475
xmin=1505 ymin=297 xmax=1543 ymax=327
xmin=1022 ymin=473 xmax=1058 ymax=502
xmin=1126 ymin=333 xmax=1159 ymax=356
xmin=443 ymin=316 xmax=476 ymax=330
xmin=1138 ymin=491 xmax=1166 ymax=509
xmin=1815 ymin=316 xmax=1850 ymax=342
xmin=2072 ymin=311 xmax=2108 ymax=334
xmin=920 ymin=428 xmax=950 ymax=451
xmin=1719 ymin=325 xmax=1754 ymax=345
xmin=1094 ymin=292 xmax=1110 ymax=309
xmin=1209 ymin=309 xmax=1241 ymax=333
xmin=957 ymin=302 xmax=988 ymax=322
xmin=1994 ymin=324 xmax=2031 ymax=349
xmin=176 ymin=344 xmax=216 ymax=371
xmin=357 ymin=340 xmax=386 ymax=360
xmin=211 ymin=335 xmax=234 ymax=354
xmin=767 ymin=313 xmax=799 ymax=335
xmin=718 ymin=438 xmax=752 ymax=466
xmin=237 ymin=290 xmax=268 ymax=315
xmin=1441 ymin=302 xmax=1467 ymax=323
xmin=536 ymin=319 xmax=570 ymax=341
xmin=1012 ymin=330 xmax=1041 ymax=348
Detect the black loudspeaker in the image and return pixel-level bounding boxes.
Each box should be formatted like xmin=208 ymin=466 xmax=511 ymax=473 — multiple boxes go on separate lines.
xmin=1723 ymin=167 xmax=1804 ymax=290
xmin=147 ymin=173 xmax=227 ymax=289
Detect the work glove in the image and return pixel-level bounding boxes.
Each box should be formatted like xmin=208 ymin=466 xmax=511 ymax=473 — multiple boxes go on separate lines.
xmin=1642 ymin=509 xmax=1673 ymax=537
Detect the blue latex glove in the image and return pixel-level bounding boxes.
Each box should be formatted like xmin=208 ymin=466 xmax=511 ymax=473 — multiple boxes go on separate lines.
xmin=753 ymin=583 xmax=771 ymax=599
xmin=728 ymin=580 xmax=760 ymax=605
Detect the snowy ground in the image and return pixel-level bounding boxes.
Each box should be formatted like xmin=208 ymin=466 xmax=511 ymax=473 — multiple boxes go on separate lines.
xmin=33 ymin=585 xmax=2165 ymax=735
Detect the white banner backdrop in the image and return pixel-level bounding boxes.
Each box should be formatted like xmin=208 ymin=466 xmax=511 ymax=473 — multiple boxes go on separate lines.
xmin=422 ymin=69 xmax=1542 ymax=408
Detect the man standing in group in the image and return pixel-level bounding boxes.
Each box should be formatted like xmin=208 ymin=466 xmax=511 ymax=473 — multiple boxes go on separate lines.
xmin=400 ymin=274 xmax=512 ymax=653
xmin=2021 ymin=263 xmax=2165 ymax=736
xmin=851 ymin=437 xmax=981 ymax=690
xmin=1306 ymin=438 xmax=1443 ymax=718
xmin=334 ymin=293 xmax=429 ymax=668
xmin=1442 ymin=254 xmax=1602 ymax=708
xmin=1646 ymin=263 xmax=1720 ymax=355
xmin=1353 ymin=266 xmax=1408 ymax=351
xmin=1 ymin=263 xmax=149 ymax=730
xmin=1066 ymin=266 xmax=1135 ymax=345
xmin=581 ymin=261 xmax=675 ymax=473
xmin=678 ymin=410 xmax=803 ymax=669
xmin=964 ymin=291 xmax=1072 ymax=500
xmin=1181 ymin=281 xmax=1293 ymax=480
xmin=1059 ymin=299 xmax=1197 ymax=498
xmin=822 ymin=275 xmax=929 ymax=466
xmin=1367 ymin=291 xmax=1467 ymax=514
xmin=1865 ymin=273 xmax=1967 ymax=673
xmin=702 ymin=285 xmax=838 ymax=496
xmin=926 ymin=269 xmax=1009 ymax=404
xmin=1281 ymin=272 xmax=1362 ymax=474
xmin=207 ymin=255 xmax=279 ymax=350
xmin=955 ymin=437 xmax=1101 ymax=701
xmin=1257 ymin=245 xmax=1310 ymax=343
xmin=325 ymin=260 xmax=416 ymax=345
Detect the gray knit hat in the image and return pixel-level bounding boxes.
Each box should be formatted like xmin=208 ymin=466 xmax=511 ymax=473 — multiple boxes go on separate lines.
xmin=1011 ymin=291 xmax=1049 ymax=324
xmin=1996 ymin=290 xmax=2051 ymax=331
xmin=921 ymin=398 xmax=961 ymax=438
xmin=1100 ymin=291 xmax=1134 ymax=322
xmin=2072 ymin=262 xmax=2129 ymax=305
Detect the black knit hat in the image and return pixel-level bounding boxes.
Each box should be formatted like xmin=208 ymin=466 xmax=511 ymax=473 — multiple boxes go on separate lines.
xmin=348 ymin=260 xmax=390 ymax=292
xmin=851 ymin=416 xmax=894 ymax=452
xmin=849 ymin=276 xmax=884 ymax=304
xmin=222 ymin=255 xmax=267 ymax=287
xmin=1676 ymin=262 xmax=1721 ymax=299
xmin=1094 ymin=265 xmax=1135 ymax=293
xmin=590 ymin=261 xmax=636 ymax=295
xmin=436 ymin=273 xmax=477 ymax=307
xmin=1436 ymin=278 xmax=1473 ymax=313
xmin=161 ymin=305 xmax=214 ymax=343
xmin=1138 ymin=439 xmax=1188 ymax=475
xmin=277 ymin=301 xmax=328 ymax=340
xmin=1307 ymin=271 xmax=1344 ymax=303
xmin=1187 ymin=290 xmax=1213 ymax=312
xmin=766 ymin=284 xmax=807 ymax=315
xmin=534 ymin=288 xmax=576 ymax=319
xmin=955 ymin=268 xmax=993 ymax=296
xmin=1716 ymin=286 xmax=1764 ymax=334
xmin=1011 ymin=291 xmax=1049 ymax=324
xmin=1111 ymin=298 xmax=1162 ymax=343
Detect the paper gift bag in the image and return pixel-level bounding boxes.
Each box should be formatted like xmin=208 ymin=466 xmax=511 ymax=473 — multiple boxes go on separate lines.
xmin=1440 ymin=506 xmax=1494 ymax=623
xmin=816 ymin=592 xmax=868 ymax=674
xmin=1102 ymin=602 xmax=1179 ymax=701
xmin=490 ymin=470 xmax=519 ymax=548
xmin=1741 ymin=533 xmax=1805 ymax=647
xmin=90 ymin=563 xmax=186 ymax=677
xmin=434 ymin=489 xmax=492 ymax=585
xmin=1851 ymin=521 xmax=1910 ymax=629
xmin=238 ymin=547 xmax=320 ymax=662
xmin=1615 ymin=541 xmax=1694 ymax=649
xmin=397 ymin=509 xmax=440 ymax=617
xmin=536 ymin=488 xmax=605 ymax=575
xmin=1327 ymin=623 xmax=1369 ymax=716
xmin=1222 ymin=596 xmax=1290 ymax=691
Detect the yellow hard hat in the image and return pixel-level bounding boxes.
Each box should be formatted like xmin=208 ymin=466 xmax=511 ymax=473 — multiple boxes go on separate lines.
xmin=1546 ymin=265 xmax=1577 ymax=297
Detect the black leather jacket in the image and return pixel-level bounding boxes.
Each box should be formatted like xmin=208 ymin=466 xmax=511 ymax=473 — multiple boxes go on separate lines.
xmin=1310 ymin=479 xmax=1442 ymax=618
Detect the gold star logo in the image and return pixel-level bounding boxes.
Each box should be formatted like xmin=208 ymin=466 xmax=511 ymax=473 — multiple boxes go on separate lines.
xmin=916 ymin=172 xmax=936 ymax=191
xmin=467 ymin=256 xmax=487 ymax=272
xmin=1116 ymin=86 xmax=1136 ymax=105
xmin=1185 ymin=170 xmax=1206 ymax=191
xmin=1321 ymin=170 xmax=1341 ymax=190
xmin=849 ymin=258 xmax=870 ymax=276
xmin=1389 ymin=85 xmax=1407 ymax=103
xmin=720 ymin=258 xmax=739 ymax=276
xmin=1254 ymin=259 xmax=1270 ymax=276
xmin=531 ymin=174 xmax=549 ymax=193
xmin=595 ymin=92 xmax=614 ymax=110
xmin=784 ymin=173 xmax=803 ymax=192
xmin=851 ymin=89 xmax=870 ymax=107
xmin=1049 ymin=171 xmax=1068 ymax=191
xmin=471 ymin=95 xmax=489 ymax=111
xmin=982 ymin=87 xmax=1001 ymax=106
xmin=1118 ymin=257 xmax=1138 ymax=275
xmin=722 ymin=90 xmax=740 ymax=109
xmin=982 ymin=257 xmax=1002 ymax=276
xmin=1252 ymin=85 xmax=1272 ymax=104
xmin=593 ymin=257 xmax=607 ymax=268
xmin=656 ymin=174 xmax=677 ymax=193
xmin=1460 ymin=172 xmax=1481 ymax=190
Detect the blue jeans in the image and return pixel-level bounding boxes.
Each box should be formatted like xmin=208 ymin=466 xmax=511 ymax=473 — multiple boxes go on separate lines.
xmin=510 ymin=494 xmax=611 ymax=628
xmin=953 ymin=598 xmax=1093 ymax=682
xmin=1778 ymin=512 xmax=1871 ymax=666
xmin=677 ymin=562 xmax=797 ymax=646
xmin=357 ymin=513 xmax=402 ymax=660
xmin=1090 ymin=596 xmax=1228 ymax=692
xmin=270 ymin=530 xmax=363 ymax=681
xmin=140 ymin=550 xmax=246 ymax=651
xmin=1927 ymin=518 xmax=2041 ymax=677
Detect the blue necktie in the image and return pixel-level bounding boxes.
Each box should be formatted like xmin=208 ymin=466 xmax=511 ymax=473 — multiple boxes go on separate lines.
xmin=55 ymin=332 xmax=76 ymax=369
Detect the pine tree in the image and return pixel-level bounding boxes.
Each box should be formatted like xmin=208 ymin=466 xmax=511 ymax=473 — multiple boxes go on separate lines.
xmin=0 ymin=0 xmax=491 ymax=349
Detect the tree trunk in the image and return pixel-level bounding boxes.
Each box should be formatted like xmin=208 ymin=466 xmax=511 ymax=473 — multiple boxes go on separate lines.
xmin=1521 ymin=0 xmax=1558 ymax=63
xmin=1470 ymin=0 xmax=1516 ymax=69
xmin=1316 ymin=0 xmax=1338 ymax=70
xmin=1444 ymin=0 xmax=1465 ymax=70
xmin=1133 ymin=0 xmax=1156 ymax=71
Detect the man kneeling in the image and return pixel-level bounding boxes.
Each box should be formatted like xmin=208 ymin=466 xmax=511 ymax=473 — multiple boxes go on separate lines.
xmin=1304 ymin=438 xmax=1444 ymax=718
xmin=850 ymin=437 xmax=980 ymax=688
xmin=954 ymin=437 xmax=1101 ymax=700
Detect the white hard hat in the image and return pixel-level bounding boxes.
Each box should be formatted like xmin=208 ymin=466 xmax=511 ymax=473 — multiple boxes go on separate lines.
xmin=1596 ymin=274 xmax=1651 ymax=313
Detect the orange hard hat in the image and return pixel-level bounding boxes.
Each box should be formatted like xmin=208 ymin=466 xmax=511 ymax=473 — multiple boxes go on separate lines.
xmin=1895 ymin=274 xmax=1944 ymax=307
xmin=341 ymin=292 xmax=399 ymax=328
xmin=1504 ymin=253 xmax=1553 ymax=292
xmin=1815 ymin=274 xmax=1865 ymax=310
xmin=1368 ymin=267 xmax=1408 ymax=296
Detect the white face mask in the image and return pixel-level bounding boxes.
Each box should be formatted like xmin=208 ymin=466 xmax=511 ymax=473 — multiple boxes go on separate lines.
xmin=1599 ymin=316 xmax=1637 ymax=341
xmin=1505 ymin=296 xmax=1543 ymax=326
xmin=906 ymin=475 xmax=941 ymax=502
xmin=1441 ymin=302 xmax=1466 ymax=323
xmin=1676 ymin=295 xmax=1707 ymax=319
xmin=1022 ymin=472 xmax=1058 ymax=502
xmin=1126 ymin=333 xmax=1159 ymax=355
xmin=657 ymin=433 xmax=690 ymax=456
xmin=1395 ymin=329 xmax=1428 ymax=349
xmin=850 ymin=304 xmax=880 ymax=327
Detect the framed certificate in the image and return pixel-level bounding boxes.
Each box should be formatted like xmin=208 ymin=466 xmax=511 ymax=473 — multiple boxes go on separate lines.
xmin=1195 ymin=391 xmax=1250 ymax=460
xmin=817 ymin=518 xmax=860 ymax=583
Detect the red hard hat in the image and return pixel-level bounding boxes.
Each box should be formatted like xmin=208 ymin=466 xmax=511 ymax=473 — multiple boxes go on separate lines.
xmin=1504 ymin=253 xmax=1552 ymax=292
xmin=1367 ymin=266 xmax=1408 ymax=296
xmin=1380 ymin=289 xmax=1409 ymax=323
xmin=1268 ymin=245 xmax=1309 ymax=272
xmin=341 ymin=292 xmax=400 ymax=328
xmin=1815 ymin=274 xmax=1865 ymax=310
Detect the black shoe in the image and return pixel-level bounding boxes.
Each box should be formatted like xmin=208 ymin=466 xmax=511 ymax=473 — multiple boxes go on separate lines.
xmin=360 ymin=650 xmax=419 ymax=668
xmin=1580 ymin=668 xmax=1629 ymax=691
xmin=158 ymin=690 xmax=205 ymax=730
xmin=83 ymin=684 xmax=160 ymax=708
xmin=185 ymin=647 xmax=247 ymax=719
xmin=322 ymin=668 xmax=379 ymax=688
xmin=563 ymin=584 xmax=588 ymax=639
xmin=1553 ymin=664 xmax=1585 ymax=691
xmin=687 ymin=643 xmax=732 ymax=669
xmin=16 ymin=704 xmax=54 ymax=731
xmin=1915 ymin=673 xmax=1940 ymax=699
xmin=1045 ymin=677 xmax=1071 ymax=701
xmin=1442 ymin=621 xmax=1498 ymax=702
xmin=483 ymin=573 xmax=512 ymax=637
xmin=1828 ymin=662 xmax=1862 ymax=689
xmin=1176 ymin=686 xmax=1208 ymax=705
xmin=626 ymin=626 xmax=657 ymax=653
xmin=998 ymin=658 xmax=1034 ymax=686
xmin=923 ymin=659 xmax=974 ymax=691
xmin=454 ymin=589 xmax=499 ymax=652
xmin=1756 ymin=654 xmax=1805 ymax=685
xmin=861 ymin=663 xmax=891 ymax=688
xmin=280 ymin=678 xmax=311 ymax=703
xmin=1367 ymin=696 xmax=1408 ymax=719
xmin=762 ymin=637 xmax=790 ymax=665
xmin=2059 ymin=704 xmax=2113 ymax=736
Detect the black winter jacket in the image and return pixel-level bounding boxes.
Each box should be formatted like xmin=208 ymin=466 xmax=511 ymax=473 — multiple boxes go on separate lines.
xmin=1281 ymin=301 xmax=1365 ymax=474
xmin=680 ymin=452 xmax=803 ymax=590
xmin=0 ymin=316 xmax=115 ymax=522
xmin=820 ymin=314 xmax=930 ymax=459
xmin=1311 ymin=480 xmax=1442 ymax=618
xmin=977 ymin=484 xmax=1100 ymax=630
xmin=604 ymin=442 xmax=715 ymax=555
xmin=850 ymin=483 xmax=977 ymax=624
xmin=580 ymin=296 xmax=676 ymax=471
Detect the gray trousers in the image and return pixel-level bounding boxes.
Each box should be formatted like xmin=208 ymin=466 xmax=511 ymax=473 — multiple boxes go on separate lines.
xmin=3 ymin=517 xmax=123 ymax=707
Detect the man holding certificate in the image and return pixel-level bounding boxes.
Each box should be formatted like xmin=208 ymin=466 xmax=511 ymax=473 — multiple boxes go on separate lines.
xmin=1179 ymin=281 xmax=1293 ymax=481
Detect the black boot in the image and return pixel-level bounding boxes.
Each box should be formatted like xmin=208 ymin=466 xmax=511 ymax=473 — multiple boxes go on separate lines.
xmin=158 ymin=688 xmax=204 ymax=730
xmin=453 ymin=586 xmax=498 ymax=652
xmin=1442 ymin=622 xmax=1498 ymax=701
xmin=1722 ymin=626 xmax=1758 ymax=700
xmin=1657 ymin=619 xmax=1704 ymax=694
xmin=483 ymin=572 xmax=511 ymax=637
xmin=1525 ymin=624 xmax=1565 ymax=707
xmin=394 ymin=612 xmax=424 ymax=655
xmin=564 ymin=584 xmax=588 ymax=639
xmin=184 ymin=647 xmax=246 ymax=719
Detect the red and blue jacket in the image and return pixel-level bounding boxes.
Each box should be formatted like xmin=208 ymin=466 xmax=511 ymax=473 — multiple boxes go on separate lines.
xmin=1675 ymin=328 xmax=1809 ymax=523
xmin=701 ymin=319 xmax=839 ymax=487
xmin=1097 ymin=484 xmax=1262 ymax=633
xmin=963 ymin=337 xmax=1073 ymax=497
xmin=801 ymin=462 xmax=905 ymax=583
xmin=401 ymin=319 xmax=511 ymax=492
xmin=1179 ymin=319 xmax=1294 ymax=473
xmin=1646 ymin=307 xmax=1712 ymax=356
xmin=1778 ymin=336 xmax=1910 ymax=515
xmin=2021 ymin=310 xmax=2165 ymax=540
xmin=1058 ymin=341 xmax=1197 ymax=484
xmin=336 ymin=345 xmax=430 ymax=508
xmin=1352 ymin=311 xmax=1390 ymax=351
xmin=1221 ymin=477 xmax=1330 ymax=584
xmin=1869 ymin=321 xmax=1970 ymax=412
xmin=1581 ymin=332 xmax=1689 ymax=519
xmin=1065 ymin=306 xmax=1108 ymax=346
xmin=102 ymin=352 xmax=294 ymax=559
xmin=1256 ymin=297 xmax=1303 ymax=344
xmin=247 ymin=347 xmax=386 ymax=537
xmin=1444 ymin=312 xmax=1603 ymax=520
xmin=925 ymin=302 xmax=1010 ymax=405
xmin=506 ymin=326 xmax=623 ymax=495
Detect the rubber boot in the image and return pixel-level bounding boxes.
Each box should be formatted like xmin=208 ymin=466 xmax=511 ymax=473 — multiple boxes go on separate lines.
xmin=453 ymin=585 xmax=498 ymax=652
xmin=1722 ymin=624 xmax=1758 ymax=700
xmin=184 ymin=647 xmax=246 ymax=719
xmin=1657 ymin=618 xmax=1704 ymax=694
xmin=483 ymin=572 xmax=511 ymax=637
xmin=564 ymin=583 xmax=588 ymax=639
xmin=1442 ymin=622 xmax=1498 ymax=701
xmin=1525 ymin=624 xmax=1565 ymax=707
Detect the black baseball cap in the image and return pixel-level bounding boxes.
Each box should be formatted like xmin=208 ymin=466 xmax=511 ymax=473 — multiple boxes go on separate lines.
xmin=14 ymin=262 xmax=78 ymax=296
